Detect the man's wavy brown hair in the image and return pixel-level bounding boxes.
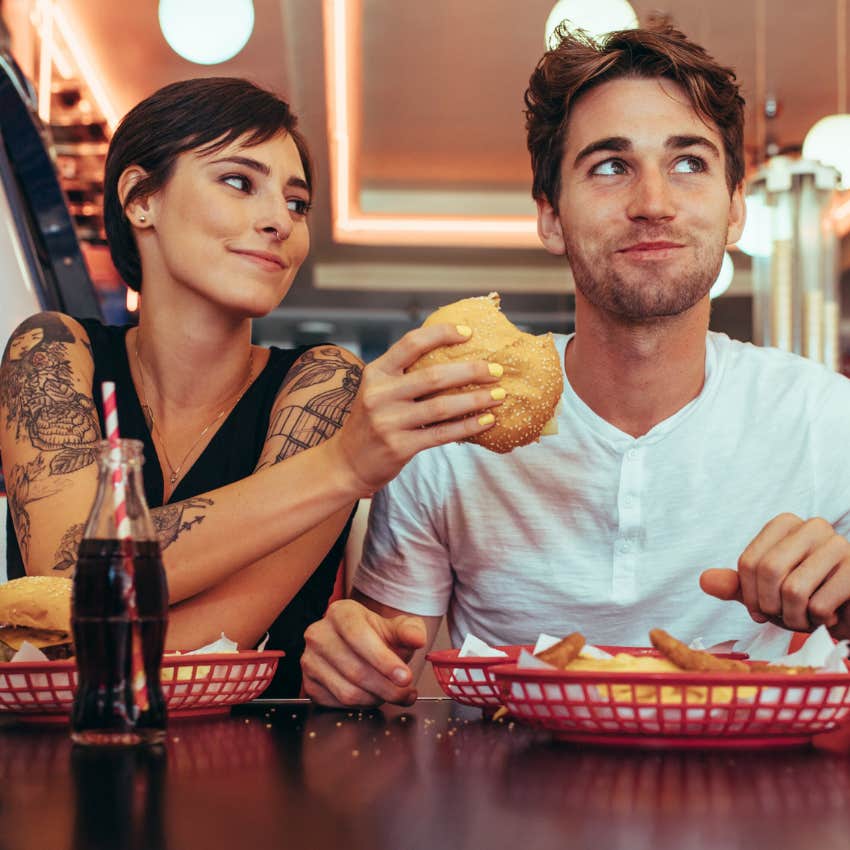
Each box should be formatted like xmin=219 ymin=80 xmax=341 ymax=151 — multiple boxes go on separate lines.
xmin=524 ymin=25 xmax=745 ymax=209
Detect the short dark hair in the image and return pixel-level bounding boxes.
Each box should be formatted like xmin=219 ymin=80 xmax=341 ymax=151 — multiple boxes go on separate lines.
xmin=103 ymin=77 xmax=313 ymax=291
xmin=525 ymin=25 xmax=745 ymax=209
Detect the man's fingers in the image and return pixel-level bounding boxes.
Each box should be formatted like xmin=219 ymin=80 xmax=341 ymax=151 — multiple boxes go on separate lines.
xmin=753 ymin=517 xmax=836 ymax=617
xmin=383 ymin=615 xmax=428 ymax=652
xmin=808 ymin=558 xmax=850 ymax=629
xmin=737 ymin=513 xmax=803 ymax=615
xmin=303 ymin=624 xmax=417 ymax=706
xmin=302 ymin=672 xmax=348 ymax=709
xmin=699 ymin=568 xmax=743 ymax=602
xmin=779 ymin=535 xmax=850 ymax=630
xmin=302 ymin=655 xmax=385 ymax=708
xmin=327 ymin=609 xmax=417 ymax=686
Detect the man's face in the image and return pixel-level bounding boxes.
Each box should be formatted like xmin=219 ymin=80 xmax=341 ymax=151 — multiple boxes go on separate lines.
xmin=538 ymin=77 xmax=745 ymax=321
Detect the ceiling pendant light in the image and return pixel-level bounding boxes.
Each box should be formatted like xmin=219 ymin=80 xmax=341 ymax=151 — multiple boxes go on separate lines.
xmin=158 ymin=0 xmax=255 ymax=66
xmin=544 ymin=0 xmax=638 ymax=47
xmin=802 ymin=0 xmax=850 ymax=187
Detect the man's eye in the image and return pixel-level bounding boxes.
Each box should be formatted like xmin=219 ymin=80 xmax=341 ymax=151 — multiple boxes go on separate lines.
xmin=591 ymin=159 xmax=627 ymax=176
xmin=222 ymin=174 xmax=252 ymax=192
xmin=287 ymin=198 xmax=312 ymax=217
xmin=673 ymin=156 xmax=706 ymax=174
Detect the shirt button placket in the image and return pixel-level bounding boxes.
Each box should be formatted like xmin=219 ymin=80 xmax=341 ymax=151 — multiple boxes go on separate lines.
xmin=613 ymin=445 xmax=643 ymax=602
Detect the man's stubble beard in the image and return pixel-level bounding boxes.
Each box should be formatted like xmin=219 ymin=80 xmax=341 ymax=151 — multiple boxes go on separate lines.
xmin=565 ymin=230 xmax=727 ymax=322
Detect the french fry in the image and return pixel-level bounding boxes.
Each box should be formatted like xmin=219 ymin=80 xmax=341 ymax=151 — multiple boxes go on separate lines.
xmin=649 ymin=628 xmax=749 ymax=672
xmin=534 ymin=632 xmax=585 ymax=669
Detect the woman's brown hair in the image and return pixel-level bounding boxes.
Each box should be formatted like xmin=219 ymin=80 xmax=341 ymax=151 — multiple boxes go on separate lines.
xmin=524 ymin=25 xmax=745 ymax=209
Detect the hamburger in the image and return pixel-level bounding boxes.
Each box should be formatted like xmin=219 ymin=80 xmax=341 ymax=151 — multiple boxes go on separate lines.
xmin=0 ymin=576 xmax=73 ymax=661
xmin=409 ymin=292 xmax=564 ymax=453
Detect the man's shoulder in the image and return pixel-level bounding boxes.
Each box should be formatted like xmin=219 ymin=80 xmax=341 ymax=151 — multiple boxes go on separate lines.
xmin=710 ymin=332 xmax=849 ymax=391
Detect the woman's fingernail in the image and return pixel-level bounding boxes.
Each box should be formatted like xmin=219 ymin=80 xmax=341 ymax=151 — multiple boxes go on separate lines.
xmin=392 ymin=667 xmax=410 ymax=685
xmin=456 ymin=324 xmax=472 ymax=337
xmin=488 ymin=363 xmax=504 ymax=377
xmin=490 ymin=387 xmax=506 ymax=401
xmin=478 ymin=413 xmax=495 ymax=426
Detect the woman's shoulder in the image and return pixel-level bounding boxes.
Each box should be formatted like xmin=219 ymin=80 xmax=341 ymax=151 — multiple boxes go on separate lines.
xmin=274 ymin=342 xmax=362 ymax=368
xmin=2 ymin=311 xmax=97 ymax=369
xmin=267 ymin=343 xmax=363 ymax=394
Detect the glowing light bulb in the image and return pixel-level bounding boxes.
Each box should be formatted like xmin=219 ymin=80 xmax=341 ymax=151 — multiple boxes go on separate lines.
xmin=545 ymin=0 xmax=638 ymax=47
xmin=158 ymin=0 xmax=255 ymax=65
xmin=802 ymin=114 xmax=850 ymax=189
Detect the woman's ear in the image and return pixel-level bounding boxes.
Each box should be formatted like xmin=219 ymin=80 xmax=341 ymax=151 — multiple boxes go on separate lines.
xmin=536 ymin=198 xmax=566 ymax=257
xmin=118 ymin=166 xmax=153 ymax=228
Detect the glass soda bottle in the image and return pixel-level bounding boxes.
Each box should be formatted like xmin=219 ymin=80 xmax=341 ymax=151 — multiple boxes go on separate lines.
xmin=71 ymin=438 xmax=168 ymax=746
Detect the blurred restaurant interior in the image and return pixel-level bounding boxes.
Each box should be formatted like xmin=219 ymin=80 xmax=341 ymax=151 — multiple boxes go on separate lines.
xmin=1 ymin=0 xmax=850 ymax=367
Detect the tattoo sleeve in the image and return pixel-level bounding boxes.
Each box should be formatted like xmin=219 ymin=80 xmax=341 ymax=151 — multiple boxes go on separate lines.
xmin=46 ymin=498 xmax=215 ymax=569
xmin=152 ymin=496 xmax=215 ymax=550
xmin=1 ymin=319 xmax=102 ymax=563
xmin=258 ymin=347 xmax=362 ymax=468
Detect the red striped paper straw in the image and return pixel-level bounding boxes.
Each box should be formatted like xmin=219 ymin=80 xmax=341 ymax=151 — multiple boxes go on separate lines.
xmin=101 ymin=381 xmax=149 ymax=713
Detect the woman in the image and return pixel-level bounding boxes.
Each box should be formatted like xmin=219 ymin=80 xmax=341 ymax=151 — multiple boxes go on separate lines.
xmin=0 ymin=78 xmax=502 ymax=695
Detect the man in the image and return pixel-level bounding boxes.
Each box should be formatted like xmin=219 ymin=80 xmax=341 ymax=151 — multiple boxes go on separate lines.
xmin=301 ymin=25 xmax=850 ymax=708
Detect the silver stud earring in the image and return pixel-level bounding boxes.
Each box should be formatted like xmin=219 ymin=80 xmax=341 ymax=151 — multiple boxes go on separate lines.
xmin=139 ymin=215 xmax=146 ymax=223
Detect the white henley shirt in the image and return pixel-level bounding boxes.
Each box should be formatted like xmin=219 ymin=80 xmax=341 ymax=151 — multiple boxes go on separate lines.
xmin=354 ymin=332 xmax=850 ymax=649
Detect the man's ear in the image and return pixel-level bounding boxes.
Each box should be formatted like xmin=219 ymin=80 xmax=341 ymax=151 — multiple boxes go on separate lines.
xmin=725 ymin=181 xmax=746 ymax=246
xmin=537 ymin=197 xmax=566 ymax=256
xmin=118 ymin=166 xmax=153 ymax=228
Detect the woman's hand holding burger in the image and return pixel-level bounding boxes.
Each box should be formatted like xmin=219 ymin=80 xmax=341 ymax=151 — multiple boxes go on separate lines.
xmin=332 ymin=322 xmax=504 ymax=497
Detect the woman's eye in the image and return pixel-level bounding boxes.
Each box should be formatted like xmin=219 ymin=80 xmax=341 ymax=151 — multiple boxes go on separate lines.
xmin=286 ymin=198 xmax=312 ymax=217
xmin=222 ymin=174 xmax=252 ymax=192
xmin=673 ymin=156 xmax=706 ymax=174
xmin=591 ymin=159 xmax=627 ymax=176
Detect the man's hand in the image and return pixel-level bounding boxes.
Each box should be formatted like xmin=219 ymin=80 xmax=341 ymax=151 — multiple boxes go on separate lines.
xmin=301 ymin=600 xmax=428 ymax=708
xmin=700 ymin=513 xmax=850 ymax=639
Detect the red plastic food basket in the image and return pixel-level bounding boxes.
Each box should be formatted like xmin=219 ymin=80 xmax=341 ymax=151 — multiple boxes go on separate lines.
xmin=489 ymin=654 xmax=850 ymax=749
xmin=427 ymin=645 xmax=746 ymax=712
xmin=427 ymin=646 xmax=528 ymax=709
xmin=0 ymin=650 xmax=284 ymax=723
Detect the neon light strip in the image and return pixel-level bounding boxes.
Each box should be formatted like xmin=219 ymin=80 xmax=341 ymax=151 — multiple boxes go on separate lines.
xmin=36 ymin=0 xmax=53 ymax=125
xmin=323 ymin=0 xmax=539 ymax=247
xmin=52 ymin=4 xmax=119 ymax=129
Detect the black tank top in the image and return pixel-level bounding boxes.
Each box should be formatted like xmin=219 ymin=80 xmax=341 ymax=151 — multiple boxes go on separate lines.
xmin=5 ymin=317 xmax=353 ymax=697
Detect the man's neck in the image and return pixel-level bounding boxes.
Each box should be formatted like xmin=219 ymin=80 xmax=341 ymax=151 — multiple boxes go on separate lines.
xmin=565 ymin=293 xmax=710 ymax=438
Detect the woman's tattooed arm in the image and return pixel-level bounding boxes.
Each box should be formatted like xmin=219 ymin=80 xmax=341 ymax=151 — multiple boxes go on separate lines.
xmin=1 ymin=316 xmax=101 ymax=562
xmin=50 ymin=498 xmax=216 ymax=570
xmin=257 ymin=347 xmax=363 ymax=469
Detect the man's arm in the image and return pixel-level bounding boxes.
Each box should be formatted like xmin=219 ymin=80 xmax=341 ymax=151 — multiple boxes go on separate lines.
xmin=301 ymin=590 xmax=443 ymax=708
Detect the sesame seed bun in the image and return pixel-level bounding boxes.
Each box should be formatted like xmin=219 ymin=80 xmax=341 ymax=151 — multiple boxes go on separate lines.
xmin=0 ymin=575 xmax=72 ymax=645
xmin=410 ymin=292 xmax=564 ymax=453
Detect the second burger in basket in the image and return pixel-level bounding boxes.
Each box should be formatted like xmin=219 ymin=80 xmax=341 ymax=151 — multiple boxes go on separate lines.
xmin=0 ymin=575 xmax=73 ymax=661
xmin=408 ymin=292 xmax=564 ymax=453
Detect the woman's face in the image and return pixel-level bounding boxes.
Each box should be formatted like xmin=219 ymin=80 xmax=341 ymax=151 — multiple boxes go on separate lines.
xmin=8 ymin=328 xmax=44 ymax=360
xmin=141 ymin=131 xmax=311 ymax=317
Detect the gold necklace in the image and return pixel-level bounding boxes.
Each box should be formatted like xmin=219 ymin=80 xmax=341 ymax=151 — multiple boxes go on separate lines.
xmin=134 ymin=335 xmax=255 ymax=487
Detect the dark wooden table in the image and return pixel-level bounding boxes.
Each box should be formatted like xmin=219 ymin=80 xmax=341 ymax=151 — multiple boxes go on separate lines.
xmin=3 ymin=698 xmax=850 ymax=850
